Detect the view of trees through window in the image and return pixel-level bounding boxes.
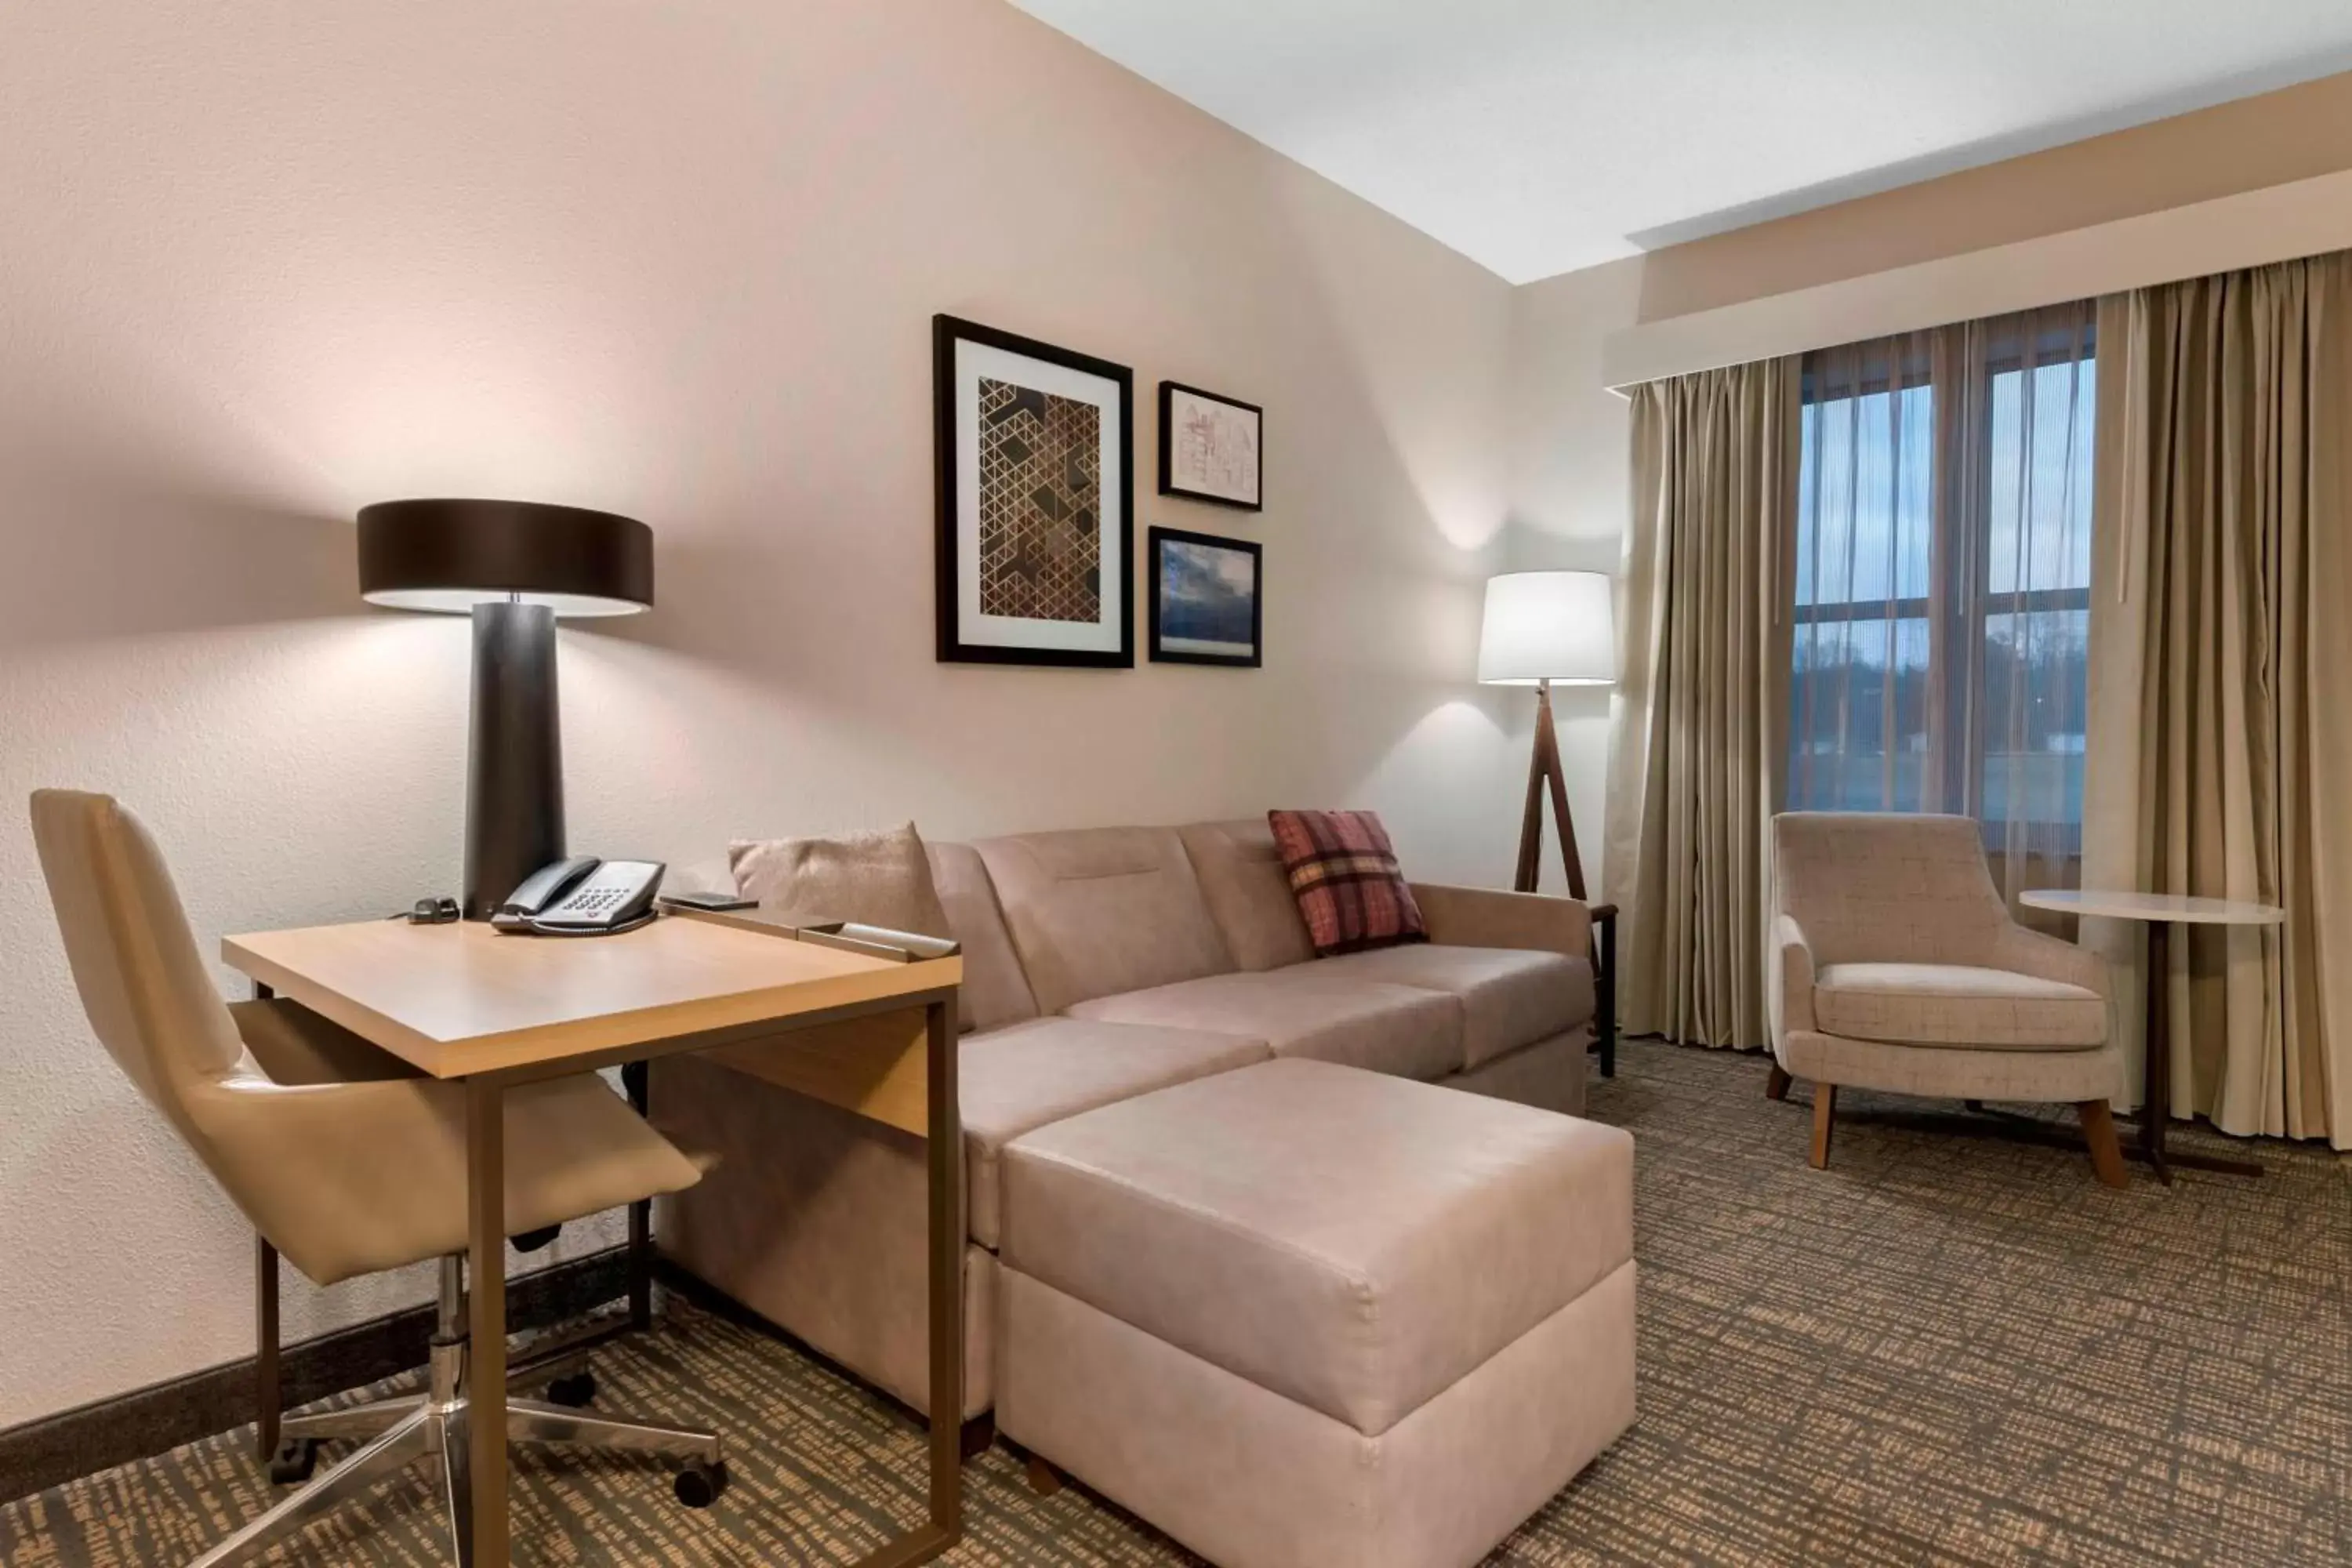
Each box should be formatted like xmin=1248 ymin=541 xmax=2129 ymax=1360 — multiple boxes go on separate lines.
xmin=1789 ymin=321 xmax=2095 ymax=848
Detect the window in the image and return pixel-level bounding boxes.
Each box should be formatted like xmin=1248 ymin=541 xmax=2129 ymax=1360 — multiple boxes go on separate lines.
xmin=1788 ymin=305 xmax=2095 ymax=855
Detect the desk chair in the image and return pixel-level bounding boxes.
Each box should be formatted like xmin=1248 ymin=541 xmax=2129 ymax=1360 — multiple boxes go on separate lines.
xmin=30 ymin=789 xmax=726 ymax=1566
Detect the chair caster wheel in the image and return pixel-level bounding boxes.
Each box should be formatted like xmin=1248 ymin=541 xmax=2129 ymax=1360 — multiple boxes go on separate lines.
xmin=267 ymin=1437 xmax=319 ymax=1484
xmin=674 ymin=1457 xmax=728 ymax=1508
xmin=546 ymin=1371 xmax=597 ymax=1408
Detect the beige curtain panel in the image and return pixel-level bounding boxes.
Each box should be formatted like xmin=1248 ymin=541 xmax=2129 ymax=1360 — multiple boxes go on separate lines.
xmin=2083 ymin=251 xmax=2352 ymax=1147
xmin=1607 ymin=361 xmax=1798 ymax=1050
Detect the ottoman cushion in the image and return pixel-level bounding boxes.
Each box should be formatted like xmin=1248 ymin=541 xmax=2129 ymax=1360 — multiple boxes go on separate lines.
xmin=960 ymin=1017 xmax=1272 ymax=1247
xmin=999 ymin=1058 xmax=1634 ymax=1436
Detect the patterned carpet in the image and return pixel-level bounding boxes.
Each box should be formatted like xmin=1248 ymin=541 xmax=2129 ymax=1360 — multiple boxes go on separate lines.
xmin=5 ymin=1039 xmax=2347 ymax=1566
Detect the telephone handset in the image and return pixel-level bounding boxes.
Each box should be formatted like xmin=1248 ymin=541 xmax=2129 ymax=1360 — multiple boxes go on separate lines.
xmin=494 ymin=857 xmax=666 ymax=935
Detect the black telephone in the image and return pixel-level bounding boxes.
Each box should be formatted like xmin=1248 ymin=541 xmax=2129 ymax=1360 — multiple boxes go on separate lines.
xmin=494 ymin=857 xmax=666 ymax=935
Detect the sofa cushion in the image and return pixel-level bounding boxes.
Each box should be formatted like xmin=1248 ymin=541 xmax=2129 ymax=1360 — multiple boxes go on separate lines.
xmin=1813 ymin=962 xmax=2106 ymax=1049
xmin=1178 ymin=818 xmax=1315 ymax=971
xmin=1066 ymin=969 xmax=1462 ymax=1080
xmin=961 ymin=1018 xmax=1270 ymax=1248
xmin=730 ymin=822 xmax=953 ymax=937
xmin=975 ymin=828 xmax=1236 ymax=1014
xmin=1313 ymin=945 xmax=1593 ymax=1069
xmin=1000 ymin=1058 xmax=1635 ymax=1436
xmin=1267 ymin=809 xmax=1428 ymax=956
xmin=927 ymin=841 xmax=1039 ymax=1034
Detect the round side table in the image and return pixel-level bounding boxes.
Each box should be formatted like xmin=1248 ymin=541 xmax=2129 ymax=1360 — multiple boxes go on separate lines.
xmin=2019 ymin=889 xmax=2283 ymax=1184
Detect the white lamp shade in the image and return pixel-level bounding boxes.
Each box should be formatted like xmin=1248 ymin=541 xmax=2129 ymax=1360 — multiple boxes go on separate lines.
xmin=1477 ymin=571 xmax=1615 ymax=686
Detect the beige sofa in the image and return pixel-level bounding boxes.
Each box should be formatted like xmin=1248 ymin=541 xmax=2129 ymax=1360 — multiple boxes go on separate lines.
xmin=656 ymin=818 xmax=1604 ymax=1429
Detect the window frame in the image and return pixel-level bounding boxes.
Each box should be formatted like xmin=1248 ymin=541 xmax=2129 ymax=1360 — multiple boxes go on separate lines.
xmin=1789 ymin=325 xmax=2095 ymax=851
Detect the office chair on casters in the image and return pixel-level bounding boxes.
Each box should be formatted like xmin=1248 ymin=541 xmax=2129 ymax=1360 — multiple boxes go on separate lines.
xmin=30 ymin=790 xmax=728 ymax=1566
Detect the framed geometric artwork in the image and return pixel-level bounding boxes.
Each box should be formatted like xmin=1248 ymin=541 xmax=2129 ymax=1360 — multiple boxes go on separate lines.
xmin=1157 ymin=380 xmax=1262 ymax=511
xmin=934 ymin=314 xmax=1134 ymax=667
xmin=1148 ymin=525 xmax=1262 ymax=668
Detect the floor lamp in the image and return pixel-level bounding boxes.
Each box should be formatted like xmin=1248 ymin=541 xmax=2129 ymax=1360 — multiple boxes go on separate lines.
xmin=1479 ymin=570 xmax=1619 ymax=1073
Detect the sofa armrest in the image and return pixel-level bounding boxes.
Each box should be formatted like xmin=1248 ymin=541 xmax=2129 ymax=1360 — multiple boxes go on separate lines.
xmin=1409 ymin=882 xmax=1593 ymax=959
xmin=1990 ymin=924 xmax=2109 ymax=997
xmin=1772 ymin=913 xmax=1817 ymax=1038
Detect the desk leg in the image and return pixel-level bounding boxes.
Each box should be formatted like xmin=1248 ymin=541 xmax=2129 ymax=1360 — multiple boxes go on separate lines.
xmin=255 ymin=1237 xmax=280 ymax=1461
xmin=924 ymin=999 xmax=964 ymax=1546
xmin=622 ymin=1061 xmax=653 ymax=1332
xmin=466 ymin=1077 xmax=511 ymax=1568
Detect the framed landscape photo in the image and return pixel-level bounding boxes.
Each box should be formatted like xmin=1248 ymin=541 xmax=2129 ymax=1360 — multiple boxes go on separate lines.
xmin=1149 ymin=526 xmax=1261 ymax=668
xmin=935 ymin=314 xmax=1134 ymax=667
xmin=1158 ymin=381 xmax=1262 ymax=511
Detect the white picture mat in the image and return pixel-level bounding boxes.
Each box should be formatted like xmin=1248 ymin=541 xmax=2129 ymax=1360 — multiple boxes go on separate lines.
xmin=1165 ymin=385 xmax=1260 ymax=505
xmin=954 ymin=339 xmax=1123 ymax=652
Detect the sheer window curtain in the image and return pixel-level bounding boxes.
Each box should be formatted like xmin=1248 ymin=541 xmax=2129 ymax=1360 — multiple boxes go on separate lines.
xmin=1789 ymin=303 xmax=2097 ymax=912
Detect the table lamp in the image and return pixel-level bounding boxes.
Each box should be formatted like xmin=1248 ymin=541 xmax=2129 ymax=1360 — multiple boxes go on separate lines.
xmin=358 ymin=499 xmax=654 ymax=919
xmin=1478 ymin=570 xmax=1613 ymax=898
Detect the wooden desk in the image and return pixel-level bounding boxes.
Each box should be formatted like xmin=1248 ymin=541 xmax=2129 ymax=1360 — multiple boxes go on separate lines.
xmin=223 ymin=914 xmax=965 ymax=1568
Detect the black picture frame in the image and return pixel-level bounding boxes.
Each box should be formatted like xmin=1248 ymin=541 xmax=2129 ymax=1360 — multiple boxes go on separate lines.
xmin=934 ymin=314 xmax=1134 ymax=667
xmin=1157 ymin=380 xmax=1264 ymax=512
xmin=1149 ymin=525 xmax=1262 ymax=669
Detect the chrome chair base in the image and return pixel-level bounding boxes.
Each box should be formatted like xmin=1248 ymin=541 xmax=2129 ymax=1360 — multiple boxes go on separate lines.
xmin=193 ymin=1261 xmax=721 ymax=1568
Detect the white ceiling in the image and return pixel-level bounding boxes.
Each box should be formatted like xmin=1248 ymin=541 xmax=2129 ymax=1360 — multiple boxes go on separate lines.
xmin=1007 ymin=0 xmax=2352 ymax=284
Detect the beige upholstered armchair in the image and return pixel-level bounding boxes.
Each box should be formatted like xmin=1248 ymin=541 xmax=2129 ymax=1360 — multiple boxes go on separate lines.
xmin=1768 ymin=812 xmax=2126 ymax=1187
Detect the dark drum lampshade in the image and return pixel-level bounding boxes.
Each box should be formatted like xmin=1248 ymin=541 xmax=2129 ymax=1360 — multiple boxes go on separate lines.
xmin=358 ymin=499 xmax=652 ymax=616
xmin=357 ymin=499 xmax=655 ymax=919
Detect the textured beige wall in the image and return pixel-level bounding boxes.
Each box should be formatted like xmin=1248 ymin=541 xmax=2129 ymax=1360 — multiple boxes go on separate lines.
xmin=1635 ymin=69 xmax=2352 ymax=322
xmin=0 ymin=0 xmax=1522 ymax=1428
xmin=1500 ymin=260 xmax=1646 ymax=896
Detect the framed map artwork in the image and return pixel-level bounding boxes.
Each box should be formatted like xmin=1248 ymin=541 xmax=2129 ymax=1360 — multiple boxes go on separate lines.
xmin=1157 ymin=380 xmax=1262 ymax=511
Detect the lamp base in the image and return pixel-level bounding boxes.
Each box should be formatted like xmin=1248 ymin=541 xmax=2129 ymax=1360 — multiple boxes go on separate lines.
xmin=1512 ymin=680 xmax=1617 ymax=1077
xmin=1513 ymin=680 xmax=1586 ymax=899
xmin=463 ymin=601 xmax=565 ymax=920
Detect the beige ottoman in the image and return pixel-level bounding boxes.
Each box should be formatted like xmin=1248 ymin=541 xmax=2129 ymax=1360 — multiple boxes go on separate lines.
xmin=995 ymin=1058 xmax=1635 ymax=1568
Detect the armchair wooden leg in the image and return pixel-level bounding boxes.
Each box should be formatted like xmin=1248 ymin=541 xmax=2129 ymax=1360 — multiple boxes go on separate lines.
xmin=1809 ymin=1085 xmax=1838 ymax=1170
xmin=1025 ymin=1454 xmax=1064 ymax=1497
xmin=1766 ymin=1063 xmax=1792 ymax=1102
xmin=2078 ymin=1100 xmax=2129 ymax=1189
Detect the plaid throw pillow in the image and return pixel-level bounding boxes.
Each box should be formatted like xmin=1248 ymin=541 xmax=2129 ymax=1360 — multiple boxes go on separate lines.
xmin=1266 ymin=809 xmax=1428 ymax=956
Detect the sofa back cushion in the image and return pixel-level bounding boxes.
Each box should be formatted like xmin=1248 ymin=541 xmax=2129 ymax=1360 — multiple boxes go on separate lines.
xmin=974 ymin=828 xmax=1236 ymax=1014
xmin=730 ymin=822 xmax=953 ymax=938
xmin=1178 ymin=819 xmax=1315 ymax=971
xmin=927 ymin=841 xmax=1040 ymax=1033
